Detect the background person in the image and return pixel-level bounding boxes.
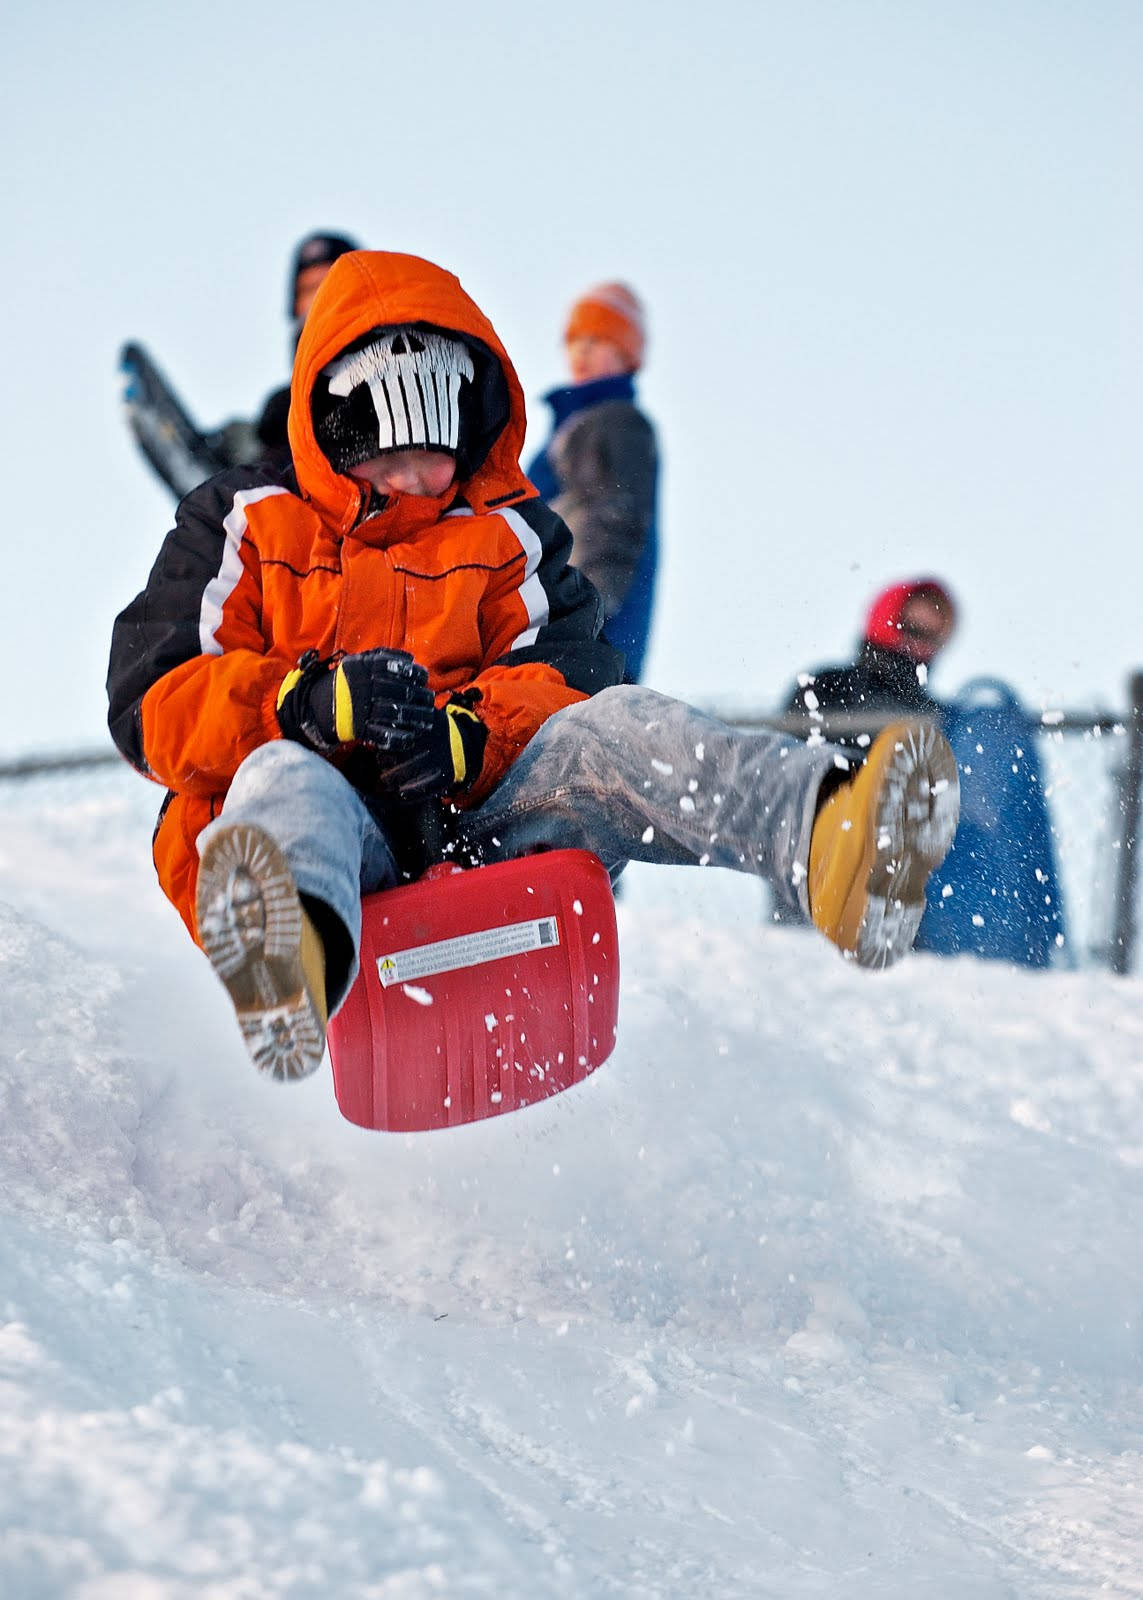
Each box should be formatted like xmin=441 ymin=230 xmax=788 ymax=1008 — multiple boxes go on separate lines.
xmin=122 ymin=230 xmax=361 ymax=499
xmin=208 ymin=229 xmax=361 ymax=469
xmin=782 ymin=577 xmax=1065 ymax=967
xmin=527 ymin=283 xmax=660 ymax=682
xmin=784 ymin=578 xmax=957 ymax=728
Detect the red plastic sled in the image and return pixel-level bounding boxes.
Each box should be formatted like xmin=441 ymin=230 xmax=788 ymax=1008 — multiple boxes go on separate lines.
xmin=326 ymin=850 xmax=620 ymax=1132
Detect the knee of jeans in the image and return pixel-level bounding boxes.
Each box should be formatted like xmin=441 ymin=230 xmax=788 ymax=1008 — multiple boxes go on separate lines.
xmin=562 ymin=684 xmax=656 ymax=750
xmin=228 ymin=739 xmax=327 ymax=799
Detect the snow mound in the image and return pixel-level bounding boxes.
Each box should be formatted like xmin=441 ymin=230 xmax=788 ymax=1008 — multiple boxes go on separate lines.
xmin=0 ymin=901 xmax=145 ymax=1228
xmin=2 ymin=773 xmax=1143 ymax=1595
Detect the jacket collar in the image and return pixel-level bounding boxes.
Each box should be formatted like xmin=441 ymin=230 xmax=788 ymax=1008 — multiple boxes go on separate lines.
xmin=858 ymin=640 xmax=938 ymax=700
xmin=542 ymin=372 xmax=636 ymax=428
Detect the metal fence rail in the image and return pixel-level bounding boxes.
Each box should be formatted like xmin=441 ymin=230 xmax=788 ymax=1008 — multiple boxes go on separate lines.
xmin=0 ymin=748 xmax=123 ymax=780
xmin=1111 ymin=672 xmax=1143 ymax=974
xmin=3 ymin=671 xmax=1141 ymax=972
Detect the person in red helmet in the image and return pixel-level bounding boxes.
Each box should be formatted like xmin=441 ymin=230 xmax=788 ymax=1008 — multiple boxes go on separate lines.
xmin=784 ymin=579 xmax=957 ymax=722
xmin=781 ymin=579 xmax=1066 ymax=969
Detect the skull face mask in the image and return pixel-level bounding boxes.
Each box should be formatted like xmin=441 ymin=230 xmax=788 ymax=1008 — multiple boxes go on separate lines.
xmin=313 ymin=326 xmax=476 ymax=474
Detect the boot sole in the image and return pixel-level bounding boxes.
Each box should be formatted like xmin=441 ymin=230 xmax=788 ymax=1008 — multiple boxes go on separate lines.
xmin=844 ymin=721 xmax=960 ymax=970
xmin=195 ymin=823 xmax=325 ymax=1082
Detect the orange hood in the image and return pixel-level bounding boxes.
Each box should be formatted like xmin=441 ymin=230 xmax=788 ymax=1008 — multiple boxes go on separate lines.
xmin=288 ymin=251 xmax=532 ymax=534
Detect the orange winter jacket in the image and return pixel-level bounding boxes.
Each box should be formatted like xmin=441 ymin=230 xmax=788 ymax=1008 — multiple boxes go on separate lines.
xmin=108 ymin=252 xmax=622 ymax=938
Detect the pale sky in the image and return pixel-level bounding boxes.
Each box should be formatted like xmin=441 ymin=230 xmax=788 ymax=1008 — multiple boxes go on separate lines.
xmin=3 ymin=0 xmax=1140 ymax=757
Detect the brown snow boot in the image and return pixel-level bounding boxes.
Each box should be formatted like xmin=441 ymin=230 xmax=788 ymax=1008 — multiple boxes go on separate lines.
xmin=808 ymin=719 xmax=959 ymax=970
xmin=195 ymin=822 xmax=328 ymax=1081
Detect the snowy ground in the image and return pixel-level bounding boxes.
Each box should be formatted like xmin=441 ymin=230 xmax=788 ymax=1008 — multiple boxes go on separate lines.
xmin=2 ymin=767 xmax=1143 ymax=1598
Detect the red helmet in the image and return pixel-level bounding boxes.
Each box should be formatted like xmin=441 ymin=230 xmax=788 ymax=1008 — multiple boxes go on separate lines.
xmin=863 ymin=578 xmax=957 ymax=664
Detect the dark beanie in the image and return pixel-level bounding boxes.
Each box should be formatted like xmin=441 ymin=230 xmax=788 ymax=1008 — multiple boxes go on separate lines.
xmin=288 ymin=231 xmax=360 ymax=317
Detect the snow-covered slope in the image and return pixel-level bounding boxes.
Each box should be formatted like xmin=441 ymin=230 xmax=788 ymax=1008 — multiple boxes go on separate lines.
xmin=2 ymin=770 xmax=1142 ymax=1598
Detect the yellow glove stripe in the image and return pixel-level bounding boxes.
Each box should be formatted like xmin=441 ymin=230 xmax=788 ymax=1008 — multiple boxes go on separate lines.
xmin=276 ymin=668 xmax=303 ymax=711
xmin=447 ymin=706 xmax=468 ymax=783
xmin=334 ymin=664 xmax=356 ymax=742
xmin=445 ymin=703 xmax=481 ymax=784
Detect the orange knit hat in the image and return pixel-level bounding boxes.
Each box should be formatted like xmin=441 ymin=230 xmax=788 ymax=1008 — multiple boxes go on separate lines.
xmin=564 ymin=282 xmax=646 ymax=371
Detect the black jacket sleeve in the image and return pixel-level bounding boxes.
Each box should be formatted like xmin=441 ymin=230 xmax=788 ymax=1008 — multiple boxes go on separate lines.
xmin=549 ymin=400 xmax=658 ymax=618
xmin=488 ymin=496 xmax=626 ymax=692
xmin=106 ymin=464 xmax=289 ymax=776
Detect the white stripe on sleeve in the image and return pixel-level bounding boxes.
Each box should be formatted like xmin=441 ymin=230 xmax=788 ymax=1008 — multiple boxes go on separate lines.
xmin=498 ymin=505 xmax=549 ymax=649
xmin=198 ymin=485 xmax=289 ymax=656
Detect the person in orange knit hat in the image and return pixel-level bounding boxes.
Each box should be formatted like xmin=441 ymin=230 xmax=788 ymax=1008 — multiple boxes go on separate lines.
xmin=564 ymin=282 xmax=647 ymax=375
xmin=528 ymin=282 xmax=659 ymax=682
xmin=108 ymin=253 xmax=958 ymax=1082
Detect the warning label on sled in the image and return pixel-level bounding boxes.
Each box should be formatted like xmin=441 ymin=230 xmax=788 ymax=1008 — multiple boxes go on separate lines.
xmin=376 ymin=916 xmax=561 ymax=987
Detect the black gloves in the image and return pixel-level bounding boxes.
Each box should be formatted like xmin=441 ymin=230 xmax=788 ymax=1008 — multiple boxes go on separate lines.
xmin=278 ymin=648 xmax=435 ymax=753
xmin=367 ymin=699 xmax=487 ymax=800
xmin=277 ymin=649 xmax=486 ymax=798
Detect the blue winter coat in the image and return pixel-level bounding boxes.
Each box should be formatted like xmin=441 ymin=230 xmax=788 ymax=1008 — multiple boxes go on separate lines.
xmin=918 ymin=679 xmax=1067 ymax=967
xmin=528 ymin=373 xmax=659 ymax=683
